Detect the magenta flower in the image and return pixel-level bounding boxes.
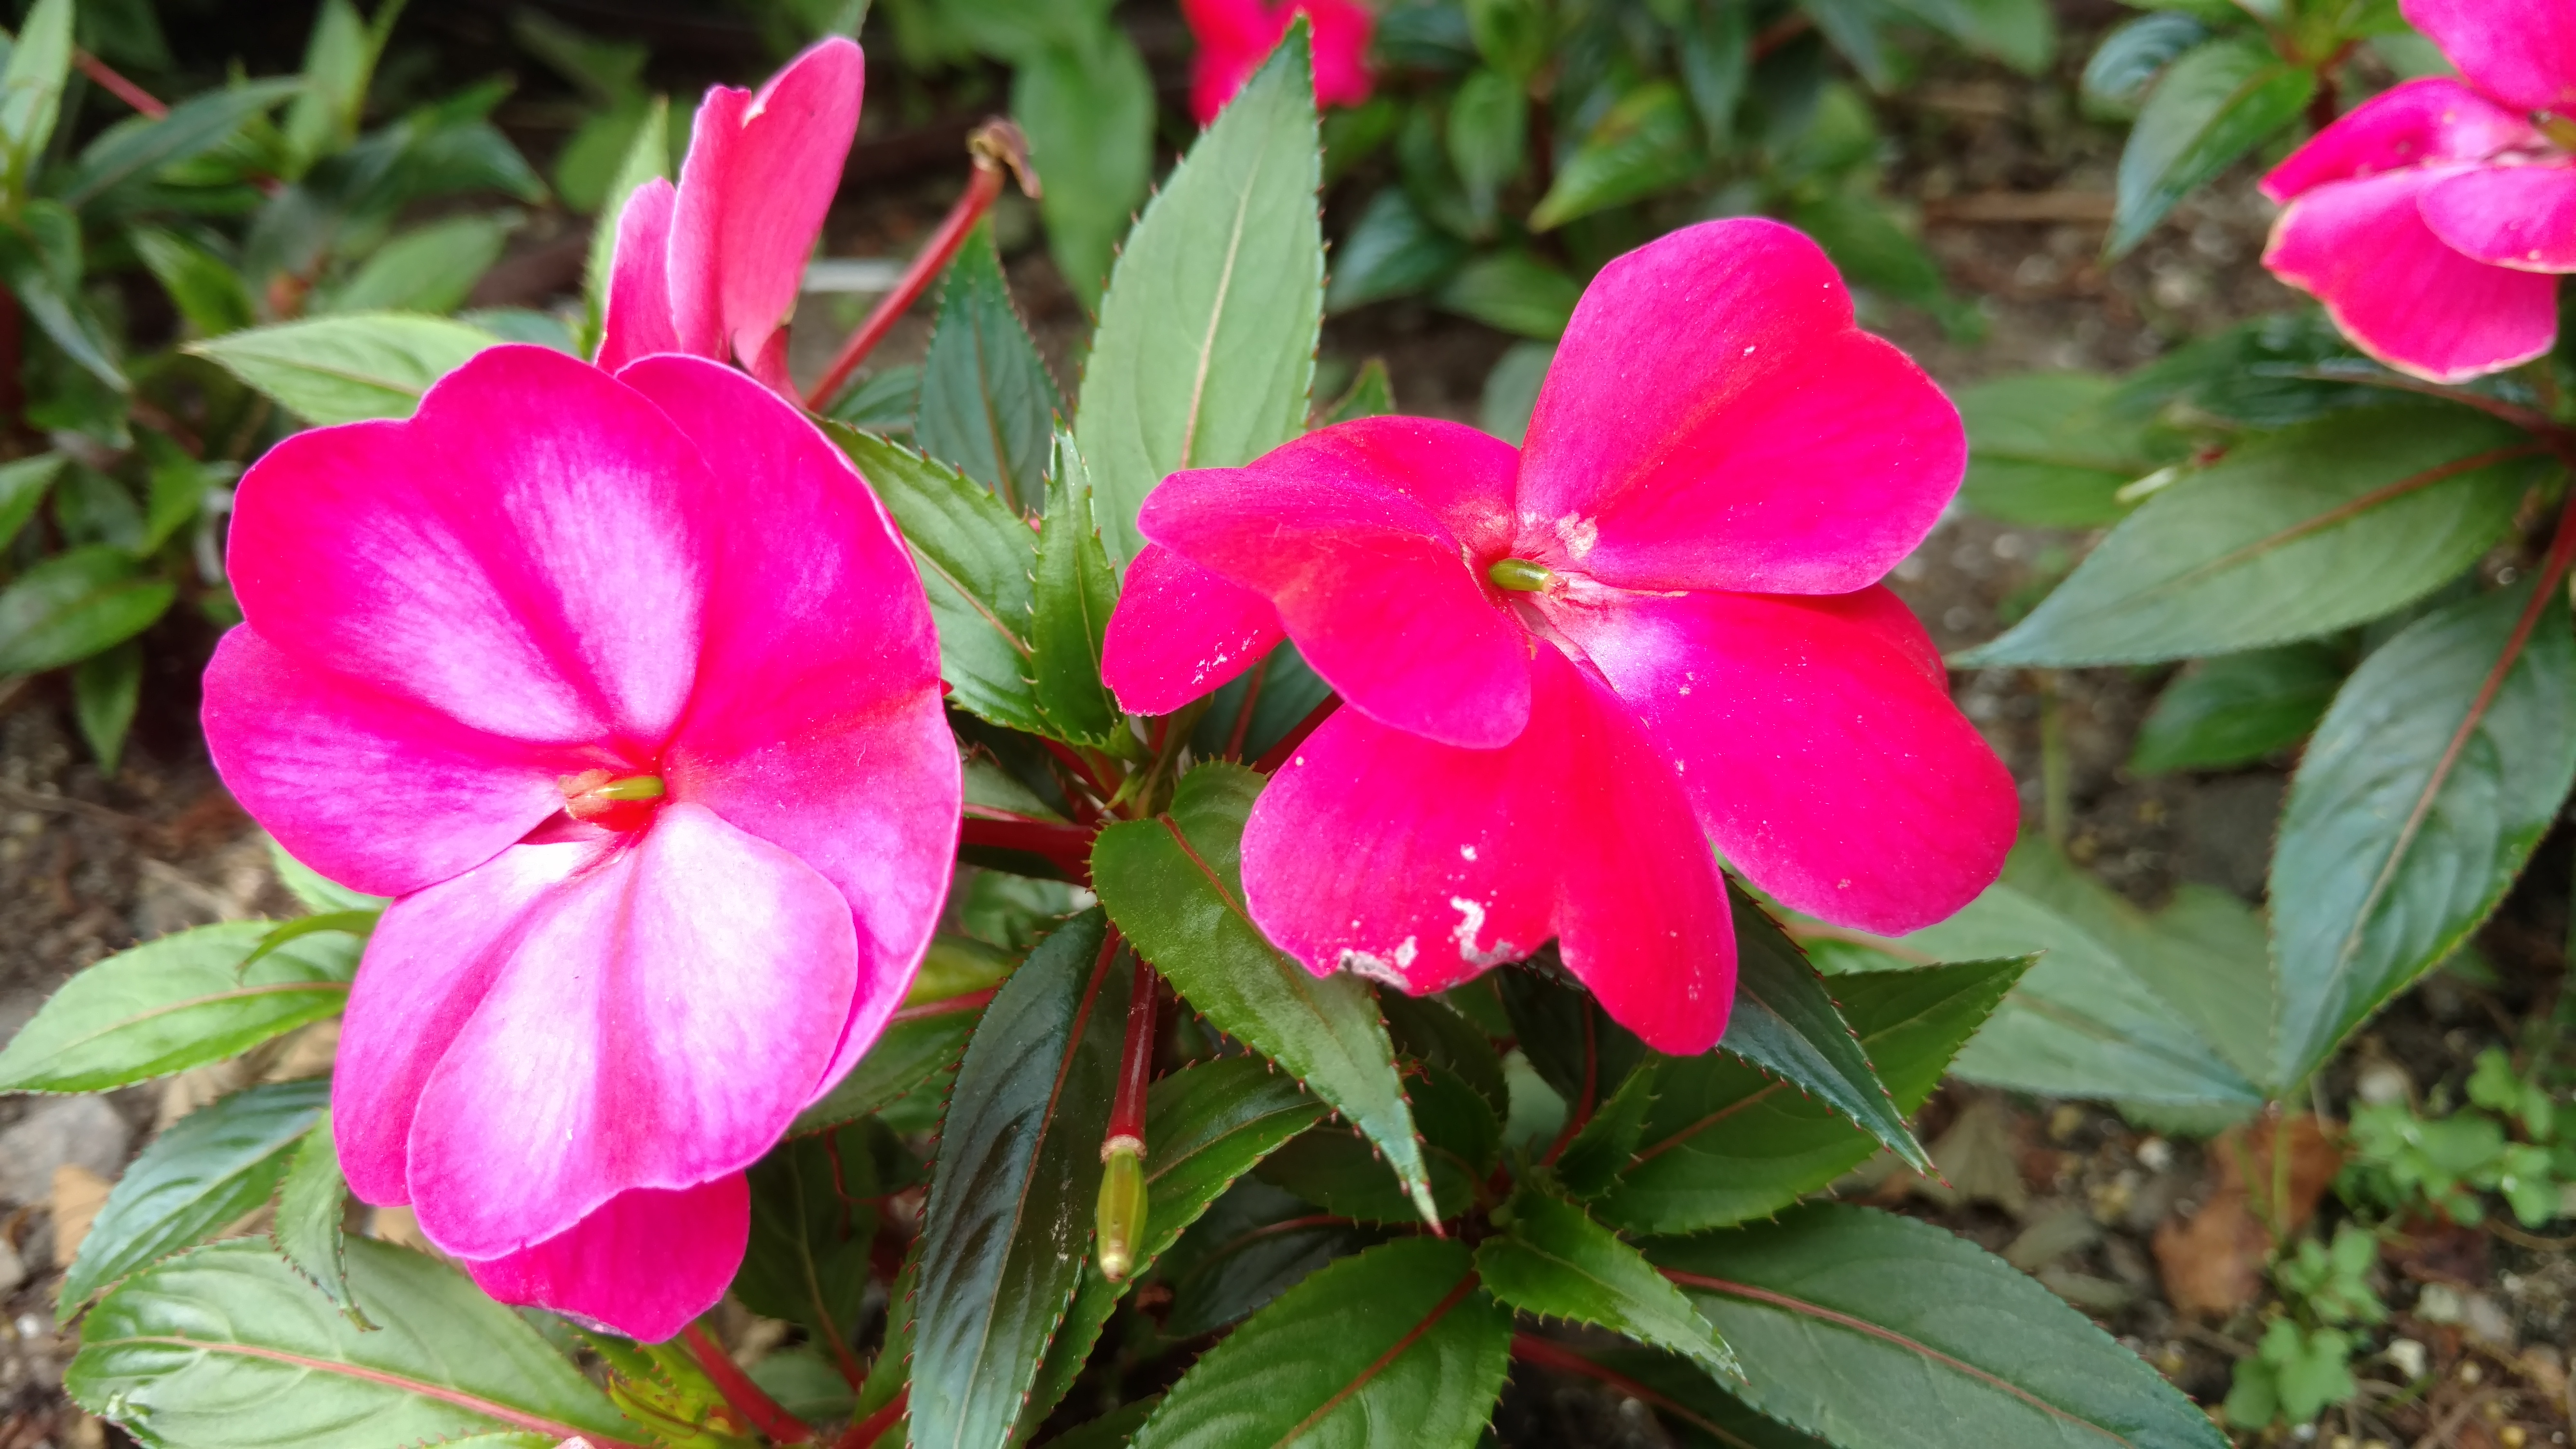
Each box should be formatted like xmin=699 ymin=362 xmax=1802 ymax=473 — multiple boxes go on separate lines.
xmin=2260 ymin=0 xmax=2576 ymax=382
xmin=597 ymin=37 xmax=864 ymax=396
xmin=201 ymin=347 xmax=958 ymax=1340
xmin=1183 ymin=0 xmax=1375 ymax=124
xmin=1102 ymin=219 xmax=2015 ymax=1055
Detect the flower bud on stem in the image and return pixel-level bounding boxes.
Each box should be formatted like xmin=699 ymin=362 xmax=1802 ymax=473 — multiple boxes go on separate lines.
xmin=1097 ymin=955 xmax=1159 ymax=1282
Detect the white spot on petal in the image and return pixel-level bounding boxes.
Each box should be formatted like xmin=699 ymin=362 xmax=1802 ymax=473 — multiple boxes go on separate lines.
xmin=1461 ymin=844 xmax=1478 ymax=861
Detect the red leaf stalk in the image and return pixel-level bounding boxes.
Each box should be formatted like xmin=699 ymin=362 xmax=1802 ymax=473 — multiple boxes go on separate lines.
xmin=833 ymin=1388 xmax=909 ymax=1449
xmin=76 ymin=50 xmax=166 ymax=117
xmin=680 ymin=1322 xmax=813 ymax=1445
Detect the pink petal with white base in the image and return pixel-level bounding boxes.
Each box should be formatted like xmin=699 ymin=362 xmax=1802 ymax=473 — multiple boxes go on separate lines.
xmin=1516 ymin=219 xmax=1962 ymax=596
xmin=400 ymin=804 xmax=856 ymax=1257
xmin=1140 ymin=418 xmax=1531 ymax=748
xmin=1554 ymin=585 xmax=2015 ymax=936
xmin=2259 ymin=78 xmax=2534 ymax=201
xmin=622 ymin=356 xmax=956 ymax=1092
xmin=461 ymin=1178 xmax=748 ymax=1343
xmin=2421 ymin=163 xmax=2576 ymax=272
xmin=2265 ymin=168 xmax=2560 ymax=382
xmin=2401 ymin=0 xmax=2576 ymax=117
xmin=225 ymin=346 xmax=710 ymax=749
xmin=1102 ymin=543 xmax=1284 ymax=715
xmin=595 ymin=178 xmax=678 ymax=372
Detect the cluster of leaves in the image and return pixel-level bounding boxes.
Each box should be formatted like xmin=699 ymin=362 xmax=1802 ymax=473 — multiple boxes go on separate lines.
xmin=0 ymin=0 xmax=560 ymax=772
xmin=2340 ymin=1046 xmax=2576 ymax=1231
xmin=2221 ymin=1222 xmax=2388 ymax=1430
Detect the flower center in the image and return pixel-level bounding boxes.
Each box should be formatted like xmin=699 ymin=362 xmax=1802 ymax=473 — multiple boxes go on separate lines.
xmin=560 ymin=770 xmax=667 ymax=827
xmin=2541 ymin=112 xmax=2576 ymax=155
xmin=1487 ymin=557 xmax=1556 ymax=592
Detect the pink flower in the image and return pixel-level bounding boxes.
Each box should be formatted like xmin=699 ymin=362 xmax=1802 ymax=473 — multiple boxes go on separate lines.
xmin=1102 ymin=219 xmax=2015 ymax=1054
xmin=1183 ymin=0 xmax=1375 ymax=124
xmin=2260 ymin=0 xmax=2576 ymax=382
xmin=598 ymin=38 xmax=865 ymax=397
xmin=201 ymin=346 xmax=958 ymax=1340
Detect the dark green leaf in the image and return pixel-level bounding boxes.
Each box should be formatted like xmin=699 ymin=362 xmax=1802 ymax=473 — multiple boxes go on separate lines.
xmin=1437 ymin=249 xmax=1581 ymax=338
xmin=1319 ymin=357 xmax=1397 ymax=425
xmin=1530 ymin=82 xmax=1698 ymax=230
xmin=1378 ymin=988 xmax=1507 ymax=1117
xmin=1326 ymin=187 xmax=1467 ymax=312
xmin=745 ymin=1345 xmax=852 ymax=1425
xmin=1721 ymin=885 xmax=1925 ymax=1170
xmin=0 ymin=452 xmax=64 ymax=550
xmin=1601 ymin=960 xmax=2024 ymax=1234
xmin=272 ymin=1108 xmax=370 ymax=1329
xmin=1793 ymin=193 xmax=1973 ymax=336
xmin=2083 ymin=13 xmax=2210 ymax=114
xmin=1028 ymin=434 xmax=1126 ymax=745
xmin=1496 ymin=958 xmax=1647 ymax=1111
xmin=2110 ymin=38 xmax=2315 ymax=257
xmin=1091 ymin=762 xmax=1435 ymax=1221
xmin=1258 ymin=1059 xmax=1498 ymax=1223
xmin=128 ymin=228 xmax=256 ymax=338
xmin=1888 ymin=0 xmax=2055 ymax=73
xmin=2131 ymin=643 xmax=2344 ymax=774
xmin=2270 ymin=577 xmax=2576 ymax=1087
xmin=1519 ymin=1344 xmax=1829 ymax=1448
xmin=2109 ymin=312 xmax=2381 ymax=429
xmin=734 ymin=1123 xmax=877 ymax=1352
xmin=1184 ymin=641 xmax=1332 ymax=764
xmin=1799 ymin=0 xmax=1892 ymax=89
xmin=1013 ymin=22 xmax=1154 ymax=309
xmin=1479 ymin=339 xmax=1555 ymax=445
xmin=1657 ymin=1205 xmax=2228 ymax=1449
xmin=1955 ymin=372 xmax=2167 ymax=527
xmin=1074 ymin=29 xmax=1321 ymax=564
xmin=73 ymin=640 xmax=141 ymax=774
xmin=1959 ymin=405 xmax=2543 ymax=667
xmin=911 ymin=909 xmax=1130 ymax=1449
xmin=0 ymin=202 xmax=125 ymax=389
xmin=1675 ymin=0 xmax=1750 ymax=146
xmin=1130 ymin=1238 xmax=1511 ymax=1449
xmin=829 ymin=365 xmax=923 ymax=432
xmin=856 ymin=1245 xmax=916 ymax=1424
xmin=60 ymin=79 xmax=304 ymax=209
xmin=1046 ymin=1398 xmax=1161 ymax=1449
xmin=1477 ymin=1187 xmax=1736 ymax=1375
xmin=0 ymin=919 xmax=355 ymax=1092
xmin=826 ymin=424 xmax=1045 ymax=734
xmin=1554 ymin=1062 xmax=1657 ymax=1200
xmin=63 ymin=1080 xmax=328 ymax=1317
xmin=917 ymin=224 xmax=1060 ymax=513
xmin=188 ymin=313 xmax=501 ymax=425
xmin=792 ymin=1003 xmax=982 ymax=1136
xmin=1447 ymin=67 xmax=1526 ymax=228
xmin=70 ymin=1239 xmax=642 ymax=1449
xmin=1159 ymin=1178 xmax=1374 ymax=1338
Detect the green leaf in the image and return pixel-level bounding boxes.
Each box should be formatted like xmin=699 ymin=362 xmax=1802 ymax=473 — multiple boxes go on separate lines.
xmin=2270 ymin=577 xmax=2576 ymax=1087
xmin=282 ymin=0 xmax=389 ymax=170
xmin=1522 ymin=1344 xmax=1829 ymax=1448
xmin=2110 ymin=38 xmax=2315 ymax=257
xmin=188 ymin=312 xmax=501 ymax=425
xmin=239 ymin=912 xmax=377 ymax=978
xmin=1599 ymin=960 xmax=2024 ymax=1235
xmin=69 ymin=1238 xmax=644 ymax=1449
xmin=1959 ymin=404 xmax=2543 ymax=667
xmin=1531 ymin=81 xmax=1698 ymax=230
xmin=2130 ymin=643 xmax=2344 ymax=774
xmin=1013 ymin=21 xmax=1153 ymax=309
xmin=0 ymin=546 xmax=171 ymax=676
xmin=129 ymin=228 xmax=256 ymax=338
xmin=1091 ymin=761 xmax=1436 ymax=1222
xmin=1479 ymin=339 xmax=1555 ymax=445
xmin=1130 ymin=1238 xmax=1511 ymax=1449
xmin=1554 ymin=1062 xmax=1658 ymax=1200
xmin=910 ymin=908 xmax=1130 ymax=1449
xmin=1800 ymin=0 xmax=1893 ymax=89
xmin=1888 ymin=0 xmax=2055 ymax=72
xmin=1447 ymin=67 xmax=1527 ymax=228
xmin=1436 ymin=249 xmax=1581 ymax=338
xmin=1792 ymin=192 xmax=1973 ymax=337
xmin=0 ymin=451 xmax=64 ymax=550
xmin=1495 ymin=959 xmax=1647 ymax=1111
xmin=0 ymin=919 xmax=355 ymax=1092
xmin=1955 ymin=372 xmax=2166 ymax=527
xmin=0 ymin=0 xmax=72 ymax=203
xmin=734 ymin=1123 xmax=877 ymax=1352
xmin=791 ymin=1003 xmax=982 ymax=1136
xmin=825 ymin=424 xmax=1046 ymax=734
xmin=266 ymin=837 xmax=389 ymax=915
xmin=1675 ymin=0 xmax=1750 ymax=146
xmin=1378 ymin=988 xmax=1507 ymax=1118
xmin=1073 ymin=28 xmax=1322 ymax=564
xmin=1656 ymin=1205 xmax=2228 ymax=1449
xmin=73 ymin=640 xmax=142 ymax=774
xmin=578 ymin=94 xmax=669 ymax=356
xmin=1326 ymin=187 xmax=1466 ymax=312
xmin=1258 ymin=1058 xmax=1498 ymax=1223
xmin=917 ymin=223 xmax=1060 ymax=513
xmin=1319 ymin=356 xmax=1397 ymax=425
xmin=272 ymin=1108 xmax=371 ymax=1329
xmin=318 ymin=214 xmax=510 ymax=315
xmin=1157 ymin=1179 xmax=1372 ymax=1339
xmin=1028 ymin=433 xmax=1126 ymax=745
xmin=855 ymin=1246 xmax=916 ymax=1424
xmin=1477 ymin=1187 xmax=1737 ymax=1377
xmin=64 ymin=1080 xmax=329 ymax=1318
xmin=59 ymin=79 xmax=306 ymax=209
xmin=1720 ymin=885 xmax=1925 ymax=1171
xmin=583 ymin=1330 xmax=757 ymax=1448
xmin=2082 ymin=13 xmax=2210 ymax=114
xmin=0 ymin=202 xmax=126 ymax=389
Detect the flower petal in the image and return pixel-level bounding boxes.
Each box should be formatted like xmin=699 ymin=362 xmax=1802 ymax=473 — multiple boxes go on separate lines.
xmin=1554 ymin=585 xmax=2016 ymax=936
xmin=2421 ymin=162 xmax=2576 ymax=272
xmin=1306 ymin=0 xmax=1378 ymax=110
xmin=1102 ymin=542 xmax=1284 ymax=715
xmin=202 ymin=628 xmax=607 ymax=899
xmin=227 ymin=345 xmax=711 ymax=749
xmin=460 ymin=1178 xmax=748 ymax=1344
xmin=398 ymin=804 xmax=857 ymax=1257
xmin=1140 ymin=416 xmax=1531 ymax=748
xmin=2259 ymin=78 xmax=2534 ymax=201
xmin=1515 ymin=218 xmax=1962 ymax=596
xmin=621 ymin=355 xmax=958 ymax=1095
xmin=1183 ymin=0 xmax=1276 ymax=123
xmin=595 ymin=178 xmax=678 ymax=373
xmin=666 ymin=85 xmax=747 ymax=361
xmin=2264 ymin=168 xmax=2560 ymax=382
xmin=2401 ymin=0 xmax=2576 ymax=117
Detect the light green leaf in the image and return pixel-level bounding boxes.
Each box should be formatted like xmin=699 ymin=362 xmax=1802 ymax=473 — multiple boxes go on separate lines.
xmin=2110 ymin=38 xmax=2314 ymax=256
xmin=916 ymin=223 xmax=1060 ymax=513
xmin=318 ymin=214 xmax=510 ymax=315
xmin=0 ymin=546 xmax=174 ymax=676
xmin=0 ymin=0 xmax=73 ymax=204
xmin=1955 ymin=372 xmax=2166 ymax=528
xmin=188 ymin=312 xmax=501 ymax=425
xmin=1012 ymin=21 xmax=1153 ymax=309
xmin=1436 ymin=249 xmax=1580 ymax=338
xmin=272 ymin=1108 xmax=370 ymax=1328
xmin=266 ymin=837 xmax=389 ymax=915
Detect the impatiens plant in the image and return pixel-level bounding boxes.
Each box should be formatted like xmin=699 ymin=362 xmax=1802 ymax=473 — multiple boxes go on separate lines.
xmin=8 ymin=20 xmax=2257 ymax=1449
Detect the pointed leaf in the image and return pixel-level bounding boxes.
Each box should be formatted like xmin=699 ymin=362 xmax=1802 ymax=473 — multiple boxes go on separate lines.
xmin=1476 ymin=1188 xmax=1736 ymax=1377
xmin=1955 ymin=372 xmax=2166 ymax=528
xmin=2110 ymin=38 xmax=2313 ymax=257
xmin=1257 ymin=1059 xmax=1498 ymax=1223
xmin=0 ymin=0 xmax=72 ymax=197
xmin=1721 ymin=885 xmax=1925 ymax=1170
xmin=1028 ymin=434 xmax=1125 ymax=745
xmin=1130 ymin=1238 xmax=1511 ymax=1449
xmin=917 ymin=223 xmax=1059 ymax=514
xmin=1554 ymin=1062 xmax=1657 ymax=1201
xmin=1011 ymin=21 xmax=1153 ymax=309
xmin=1518 ymin=1342 xmax=1831 ymax=1448
xmin=1074 ymin=29 xmax=1322 ymax=564
xmin=69 ymin=1238 xmax=644 ymax=1449
xmin=0 ymin=545 xmax=171 ymax=675
xmin=1377 ymin=988 xmax=1506 ymax=1117
xmin=272 ymin=1108 xmax=371 ymax=1329
xmin=266 ymin=838 xmax=389 ymax=915
xmin=73 ymin=640 xmax=141 ymax=774
xmin=0 ymin=452 xmax=64 ymax=552
xmin=733 ymin=1124 xmax=878 ymax=1351
xmin=188 ymin=313 xmax=502 ymax=425
xmin=1091 ymin=762 xmax=1435 ymax=1221
xmin=1656 ymin=1205 xmax=2227 ymax=1449
xmin=911 ymin=908 xmax=1130 ymax=1449
xmin=791 ymin=1002 xmax=982 ymax=1136
xmin=59 ymin=79 xmax=305 ymax=209
xmin=1157 ymin=1179 xmax=1376 ymax=1339
xmin=1496 ymin=956 xmax=1648 ymax=1112
xmin=2130 ymin=643 xmax=2344 ymax=775
xmin=0 ymin=920 xmax=355 ymax=1093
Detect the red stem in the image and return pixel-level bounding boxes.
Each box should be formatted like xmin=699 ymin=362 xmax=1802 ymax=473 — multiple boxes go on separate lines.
xmin=805 ymin=161 xmax=1003 ymax=412
xmin=1252 ymin=695 xmax=1342 ymax=774
xmin=890 ymin=987 xmax=997 ymax=1024
xmin=1107 ymin=956 xmax=1159 ymax=1146
xmin=833 ymin=1388 xmax=909 ymax=1449
xmin=680 ymin=1323 xmax=812 ymax=1445
xmin=76 ymin=50 xmax=165 ymax=117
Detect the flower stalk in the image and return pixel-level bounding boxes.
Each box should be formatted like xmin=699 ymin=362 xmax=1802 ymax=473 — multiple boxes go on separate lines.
xmin=681 ymin=1323 xmax=813 ymax=1445
xmin=1096 ymin=954 xmax=1160 ymax=1282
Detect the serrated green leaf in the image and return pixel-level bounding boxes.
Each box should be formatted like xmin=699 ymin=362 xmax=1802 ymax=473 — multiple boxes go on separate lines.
xmin=1721 ymin=885 xmax=1925 ymax=1170
xmin=0 ymin=545 xmax=171 ymax=675
xmin=59 ymin=79 xmax=304 ymax=209
xmin=1130 ymin=1237 xmax=1510 ymax=1449
xmin=64 ymin=1080 xmax=328 ymax=1318
xmin=2131 ymin=643 xmax=2344 ymax=775
xmin=265 ymin=837 xmax=388 ymax=915
xmin=1158 ymin=1179 xmax=1375 ymax=1339
xmin=911 ymin=909 xmax=1129 ymax=1449
xmin=2110 ymin=38 xmax=2315 ymax=257
xmin=855 ymin=1244 xmax=915 ymax=1423
xmin=1495 ymin=958 xmax=1648 ymax=1112
xmin=1657 ymin=1205 xmax=2227 ymax=1449
xmin=1522 ymin=1343 xmax=1830 ymax=1448
xmin=733 ymin=1123 xmax=877 ymax=1355
xmin=1554 ymin=1062 xmax=1657 ymax=1200
xmin=70 ymin=1239 xmax=643 ymax=1449
xmin=826 ymin=423 xmax=1046 ymax=734
xmin=1959 ymin=405 xmax=2543 ymax=667
xmin=2271 ymin=577 xmax=2576 ymax=1087
xmin=0 ymin=920 xmax=355 ymax=1093
xmin=1028 ymin=433 xmax=1125 ymax=745
xmin=271 ymin=1108 xmax=370 ymax=1329
xmin=1258 ymin=1058 xmax=1497 ymax=1223
xmin=1319 ymin=356 xmax=1397 ymax=425
xmin=917 ymin=224 xmax=1060 ymax=513
xmin=1956 ymin=372 xmax=2167 ymax=527
xmin=1074 ymin=28 xmax=1321 ymax=564
xmin=1091 ymin=762 xmax=1435 ymax=1222
xmin=1599 ymin=960 xmax=2024 ymax=1234
xmin=188 ymin=312 xmax=501 ymax=425
xmin=1378 ymin=988 xmax=1506 ymax=1117
xmin=791 ymin=1003 xmax=982 ymax=1137
xmin=1477 ymin=1187 xmax=1736 ymax=1376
